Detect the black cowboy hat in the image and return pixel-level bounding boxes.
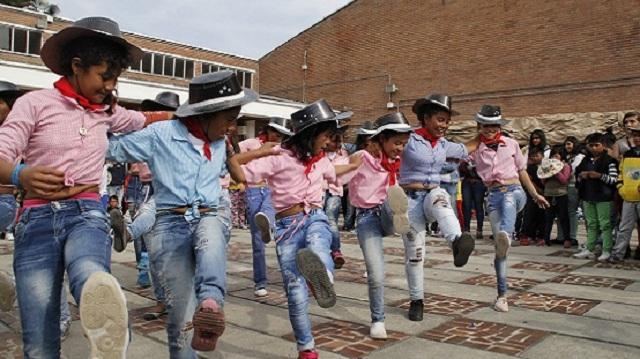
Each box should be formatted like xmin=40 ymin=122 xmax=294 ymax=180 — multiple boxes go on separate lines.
xmin=412 ymin=93 xmax=459 ymax=116
xmin=40 ymin=16 xmax=143 ymax=75
xmin=266 ymin=117 xmax=293 ymax=137
xmin=474 ymin=104 xmax=509 ymax=125
xmin=141 ymin=91 xmax=180 ymax=111
xmin=0 ymin=81 xmax=22 ymax=100
xmin=356 ymin=120 xmax=375 ymax=135
xmin=369 ymin=112 xmax=413 ymax=137
xmin=289 ymin=99 xmax=352 ymax=135
xmin=175 ymin=70 xmax=258 ymax=118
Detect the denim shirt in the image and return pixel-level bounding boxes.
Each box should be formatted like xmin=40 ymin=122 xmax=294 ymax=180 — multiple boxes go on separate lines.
xmin=399 ymin=133 xmax=467 ymax=186
xmin=107 ymin=120 xmax=226 ymax=211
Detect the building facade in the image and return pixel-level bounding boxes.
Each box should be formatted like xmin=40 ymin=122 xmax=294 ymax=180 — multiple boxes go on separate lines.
xmin=259 ymin=0 xmax=640 ymax=143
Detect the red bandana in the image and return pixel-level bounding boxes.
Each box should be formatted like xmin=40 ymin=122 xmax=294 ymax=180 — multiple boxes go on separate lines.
xmin=380 ymin=152 xmax=401 ymax=186
xmin=180 ymin=118 xmax=212 ymax=160
xmin=415 ymin=128 xmax=440 ymax=148
xmin=257 ymin=133 xmax=268 ymax=144
xmin=304 ymin=152 xmax=325 ymax=176
xmin=479 ymin=133 xmax=505 ymax=146
xmin=54 ymin=77 xmax=105 ymax=112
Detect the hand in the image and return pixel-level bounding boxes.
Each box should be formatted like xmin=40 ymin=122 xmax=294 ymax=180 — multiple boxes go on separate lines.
xmin=579 ymin=171 xmax=592 ymax=179
xmin=534 ymin=194 xmax=550 ymax=209
xmin=259 ymin=142 xmax=278 ymax=155
xmin=349 ymin=152 xmax=363 ymax=167
xmin=237 ymin=182 xmax=246 ymax=193
xmin=19 ymin=166 xmax=65 ymax=198
xmin=588 ymin=171 xmax=601 ymax=179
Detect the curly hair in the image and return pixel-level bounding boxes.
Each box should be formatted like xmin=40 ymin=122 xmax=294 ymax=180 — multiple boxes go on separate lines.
xmin=416 ymin=104 xmax=449 ymax=126
xmin=58 ymin=36 xmax=132 ymax=77
xmin=282 ymin=121 xmax=337 ymax=164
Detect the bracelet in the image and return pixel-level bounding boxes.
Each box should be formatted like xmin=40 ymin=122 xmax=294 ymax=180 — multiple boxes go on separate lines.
xmin=10 ymin=164 xmax=26 ymax=187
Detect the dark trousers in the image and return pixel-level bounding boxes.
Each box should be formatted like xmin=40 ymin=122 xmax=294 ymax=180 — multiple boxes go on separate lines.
xmin=462 ymin=179 xmax=486 ymax=232
xmin=544 ymin=195 xmax=570 ymax=243
xmin=521 ymin=197 xmax=545 ymax=239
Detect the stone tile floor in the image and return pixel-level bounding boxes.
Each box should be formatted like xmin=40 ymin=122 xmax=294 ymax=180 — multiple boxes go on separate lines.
xmin=0 ymin=223 xmax=639 ymax=358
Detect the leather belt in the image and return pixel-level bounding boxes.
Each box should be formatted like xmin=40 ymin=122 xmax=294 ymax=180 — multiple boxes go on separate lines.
xmin=0 ymin=187 xmax=15 ymax=195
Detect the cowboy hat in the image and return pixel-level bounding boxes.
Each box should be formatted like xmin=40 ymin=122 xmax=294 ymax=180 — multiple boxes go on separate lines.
xmin=475 ymin=104 xmax=510 ymax=125
xmin=0 ymin=81 xmax=22 ymax=100
xmin=537 ymin=158 xmax=564 ymax=179
xmin=412 ymin=93 xmax=459 ymax=116
xmin=175 ymin=70 xmax=258 ymax=118
xmin=356 ymin=120 xmax=375 ymax=136
xmin=369 ymin=112 xmax=413 ymax=137
xmin=266 ymin=117 xmax=293 ymax=137
xmin=41 ymin=16 xmax=143 ymax=75
xmin=289 ymin=99 xmax=352 ymax=135
xmin=141 ymin=91 xmax=180 ymax=111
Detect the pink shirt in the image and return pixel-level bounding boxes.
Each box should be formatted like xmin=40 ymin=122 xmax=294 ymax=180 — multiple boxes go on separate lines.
xmin=472 ymin=137 xmax=526 ymax=185
xmin=242 ymin=146 xmax=337 ymax=212
xmin=0 ymin=89 xmax=145 ymax=186
xmin=130 ymin=162 xmax=153 ymax=182
xmin=348 ymin=150 xmax=394 ymax=209
xmin=239 ymin=138 xmax=262 ymax=153
xmin=324 ymin=148 xmax=349 ymax=196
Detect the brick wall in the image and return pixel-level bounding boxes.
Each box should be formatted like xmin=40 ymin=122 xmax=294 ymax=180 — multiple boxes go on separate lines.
xmin=258 ymin=0 xmax=640 ymax=140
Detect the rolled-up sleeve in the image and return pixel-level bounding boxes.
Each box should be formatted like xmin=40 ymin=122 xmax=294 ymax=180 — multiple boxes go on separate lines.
xmin=242 ymin=155 xmax=277 ymax=183
xmin=445 ymin=141 xmax=468 ymax=159
xmin=0 ymin=95 xmax=35 ymax=163
xmin=109 ymin=104 xmax=145 ymax=133
xmin=107 ymin=126 xmax=157 ymax=163
xmin=513 ymin=142 xmax=526 ymax=171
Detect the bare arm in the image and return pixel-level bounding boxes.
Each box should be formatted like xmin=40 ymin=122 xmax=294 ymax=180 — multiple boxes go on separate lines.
xmin=226 ymin=155 xmax=246 ymax=184
xmin=518 ymin=169 xmax=550 ymax=209
xmin=233 ymin=142 xmax=278 ymax=165
xmin=0 ymin=159 xmax=65 ymax=198
xmin=465 ymin=135 xmax=480 ymax=153
xmin=334 ymin=153 xmax=363 ymax=176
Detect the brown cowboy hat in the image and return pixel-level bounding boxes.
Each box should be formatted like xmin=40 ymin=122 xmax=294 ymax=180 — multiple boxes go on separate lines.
xmin=41 ymin=16 xmax=143 ymax=75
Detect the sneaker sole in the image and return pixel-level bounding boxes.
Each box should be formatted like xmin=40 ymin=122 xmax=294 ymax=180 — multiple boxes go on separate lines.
xmin=296 ymin=249 xmax=336 ymax=308
xmin=255 ymin=212 xmax=273 ymax=244
xmin=80 ymin=272 xmax=129 ymax=359
xmin=109 ymin=210 xmax=127 ymax=253
xmin=495 ymin=231 xmax=510 ymax=259
xmin=0 ymin=271 xmax=15 ymax=312
xmin=387 ymin=186 xmax=410 ymax=235
xmin=454 ymin=233 xmax=475 ymax=267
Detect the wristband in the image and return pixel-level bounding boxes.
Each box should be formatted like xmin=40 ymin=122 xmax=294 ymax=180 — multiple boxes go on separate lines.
xmin=10 ymin=164 xmax=26 ymax=187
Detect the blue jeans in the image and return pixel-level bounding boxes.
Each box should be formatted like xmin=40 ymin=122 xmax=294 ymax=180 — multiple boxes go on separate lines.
xmin=218 ymin=188 xmax=232 ymax=242
xmin=462 ymin=180 xmax=486 ymax=232
xmin=13 ymin=199 xmax=112 ymax=358
xmin=403 ymin=187 xmax=461 ymax=300
xmin=485 ymin=185 xmax=526 ymax=297
xmin=245 ymin=187 xmax=276 ymax=289
xmin=146 ymin=212 xmax=227 ymax=359
xmin=275 ymin=210 xmax=334 ymax=351
xmin=324 ymin=191 xmax=342 ymax=251
xmin=356 ymin=203 xmax=394 ymax=323
xmin=0 ymin=194 xmax=16 ymax=232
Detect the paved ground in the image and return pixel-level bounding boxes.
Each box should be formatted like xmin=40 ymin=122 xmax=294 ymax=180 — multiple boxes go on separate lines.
xmin=0 ymin=222 xmax=639 ymax=358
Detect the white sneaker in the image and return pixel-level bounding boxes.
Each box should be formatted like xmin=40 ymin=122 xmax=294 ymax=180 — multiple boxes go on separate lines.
xmin=254 ymin=288 xmax=268 ymax=297
xmin=370 ymin=322 xmax=388 ymax=339
xmin=0 ymin=271 xmax=16 ymax=312
xmin=597 ymin=251 xmax=611 ymax=262
xmin=254 ymin=212 xmax=274 ymax=244
xmin=495 ymin=231 xmax=510 ymax=259
xmin=80 ymin=272 xmax=129 ymax=359
xmin=573 ymin=248 xmax=595 ymax=259
xmin=5 ymin=233 xmax=13 ymax=241
xmin=362 ymin=271 xmax=368 ymax=278
xmin=387 ymin=186 xmax=410 ymax=235
xmin=494 ymin=297 xmax=509 ymax=312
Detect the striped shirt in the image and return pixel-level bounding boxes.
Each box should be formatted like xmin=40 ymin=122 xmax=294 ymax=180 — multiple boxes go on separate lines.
xmin=0 ymin=88 xmax=145 ymax=186
xmin=107 ymin=120 xmax=227 ymax=209
xmin=399 ymin=133 xmax=468 ymax=186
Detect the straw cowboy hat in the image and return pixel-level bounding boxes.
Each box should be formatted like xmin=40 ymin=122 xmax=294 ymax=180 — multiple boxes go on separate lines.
xmin=537 ymin=158 xmax=564 ymax=179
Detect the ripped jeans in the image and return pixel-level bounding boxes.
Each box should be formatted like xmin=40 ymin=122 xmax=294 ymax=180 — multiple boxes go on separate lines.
xmin=275 ymin=209 xmax=334 ymax=351
xmin=146 ymin=211 xmax=227 ymax=359
xmin=486 ymin=185 xmax=526 ymax=297
xmin=402 ymin=187 xmax=461 ymax=300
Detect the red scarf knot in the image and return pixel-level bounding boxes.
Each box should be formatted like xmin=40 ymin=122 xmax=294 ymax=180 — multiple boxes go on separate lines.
xmin=415 ymin=128 xmax=440 ymax=148
xmin=54 ymin=76 xmax=106 ymax=112
xmin=380 ymin=152 xmax=401 ymax=186
xmin=257 ymin=133 xmax=268 ymax=144
xmin=479 ymin=133 xmax=505 ymax=149
xmin=180 ymin=118 xmax=212 ymax=160
xmin=304 ymin=152 xmax=325 ymax=176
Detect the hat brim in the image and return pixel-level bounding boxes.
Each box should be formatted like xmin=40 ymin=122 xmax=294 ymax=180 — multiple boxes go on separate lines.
xmin=412 ymin=99 xmax=460 ymax=116
xmin=267 ymin=123 xmax=293 ymax=137
xmin=41 ymin=27 xmax=143 ymax=75
xmin=369 ymin=123 xmax=414 ymax=138
xmin=0 ymin=89 xmax=23 ymax=99
xmin=475 ymin=116 xmax=510 ymax=126
xmin=290 ymin=110 xmax=352 ymax=137
xmin=175 ymin=88 xmax=259 ymax=118
xmin=537 ymin=165 xmax=564 ymax=179
xmin=140 ymin=99 xmax=178 ymax=112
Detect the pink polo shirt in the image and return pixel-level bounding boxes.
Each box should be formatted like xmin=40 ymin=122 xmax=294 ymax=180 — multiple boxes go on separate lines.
xmin=324 ymin=149 xmax=350 ymax=196
xmin=472 ymin=137 xmax=526 ymax=185
xmin=130 ymin=162 xmax=153 ymax=182
xmin=242 ymin=146 xmax=337 ymax=212
xmin=0 ymin=88 xmax=145 ymax=186
xmin=348 ymin=150 xmax=395 ymax=209
xmin=239 ymin=138 xmax=262 ymax=153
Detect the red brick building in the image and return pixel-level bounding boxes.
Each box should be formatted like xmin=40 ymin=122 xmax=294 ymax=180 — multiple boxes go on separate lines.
xmin=258 ymin=0 xmax=640 ymax=142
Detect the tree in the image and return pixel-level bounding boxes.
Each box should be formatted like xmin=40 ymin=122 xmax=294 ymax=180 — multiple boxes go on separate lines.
xmin=0 ymin=0 xmax=32 ymax=7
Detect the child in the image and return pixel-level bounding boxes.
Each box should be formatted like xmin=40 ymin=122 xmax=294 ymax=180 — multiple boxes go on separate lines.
xmin=538 ymin=149 xmax=572 ymax=247
xmin=107 ymin=70 xmax=258 ymax=356
xmin=242 ymin=99 xmax=359 ymax=359
xmin=471 ymin=105 xmax=548 ymax=312
xmin=323 ymin=130 xmax=350 ymax=268
xmin=399 ymin=93 xmax=478 ymax=321
xmin=574 ymin=133 xmax=618 ymax=261
xmin=239 ymin=117 xmax=292 ymax=297
xmin=519 ymin=147 xmax=546 ymax=245
xmin=0 ymin=17 xmax=146 ymax=357
xmin=610 ymin=124 xmax=640 ymax=263
xmin=348 ymin=112 xmax=412 ymax=338
xmin=460 ymin=155 xmax=486 ymax=239
xmin=558 ymin=136 xmax=585 ymax=247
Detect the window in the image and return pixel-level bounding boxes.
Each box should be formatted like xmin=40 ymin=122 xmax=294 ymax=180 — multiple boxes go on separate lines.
xmin=129 ymin=51 xmax=194 ymax=79
xmin=152 ymin=54 xmax=163 ymax=75
xmin=174 ymin=58 xmax=185 ymax=78
xmin=0 ymin=25 xmax=42 ymax=55
xmin=201 ymin=62 xmax=254 ymax=88
xmin=141 ymin=52 xmax=152 ymax=72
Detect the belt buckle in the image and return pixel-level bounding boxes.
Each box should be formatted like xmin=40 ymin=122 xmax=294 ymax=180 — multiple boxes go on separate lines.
xmin=499 ymin=186 xmax=508 ymax=193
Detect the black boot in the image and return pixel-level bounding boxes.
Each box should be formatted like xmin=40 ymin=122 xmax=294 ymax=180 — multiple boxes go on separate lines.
xmin=408 ymin=299 xmax=424 ymax=321
xmin=452 ymin=233 xmax=475 ymax=267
